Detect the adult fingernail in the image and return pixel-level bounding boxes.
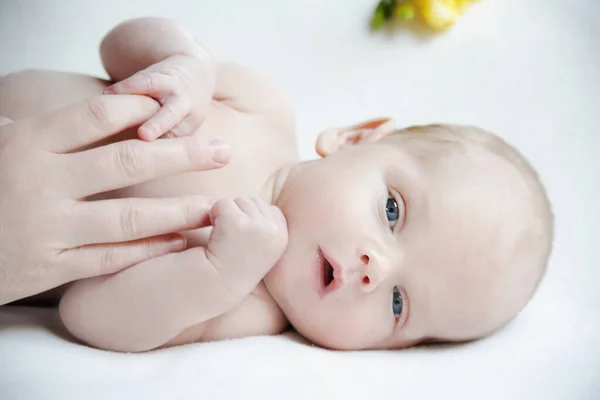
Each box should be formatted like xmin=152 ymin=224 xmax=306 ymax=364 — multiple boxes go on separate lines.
xmin=166 ymin=234 xmax=186 ymax=251
xmin=209 ymin=140 xmax=230 ymax=164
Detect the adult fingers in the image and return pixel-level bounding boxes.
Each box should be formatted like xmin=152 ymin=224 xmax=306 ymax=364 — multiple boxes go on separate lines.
xmin=32 ymin=94 xmax=159 ymax=152
xmin=103 ymin=72 xmax=175 ymax=97
xmin=65 ymin=134 xmax=230 ymax=198
xmin=66 ymin=196 xmax=216 ymax=246
xmin=59 ymin=233 xmax=186 ymax=281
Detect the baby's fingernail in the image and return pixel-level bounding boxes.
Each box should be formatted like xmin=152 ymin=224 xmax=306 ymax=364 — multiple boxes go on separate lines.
xmin=209 ymin=140 xmax=230 ymax=164
xmin=103 ymin=87 xmax=114 ymax=94
xmin=139 ymin=124 xmax=158 ymax=141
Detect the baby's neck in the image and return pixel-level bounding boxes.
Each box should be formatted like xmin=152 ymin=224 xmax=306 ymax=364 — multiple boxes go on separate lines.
xmin=260 ymin=163 xmax=295 ymax=206
xmin=257 ymin=161 xmax=299 ymax=321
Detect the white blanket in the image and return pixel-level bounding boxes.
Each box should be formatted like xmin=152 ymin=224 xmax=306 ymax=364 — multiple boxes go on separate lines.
xmin=1 ymin=0 xmax=599 ymax=399
xmin=0 ymin=302 xmax=598 ymax=399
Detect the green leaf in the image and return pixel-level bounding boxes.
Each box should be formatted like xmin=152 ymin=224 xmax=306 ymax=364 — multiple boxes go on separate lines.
xmin=371 ymin=8 xmax=386 ymax=30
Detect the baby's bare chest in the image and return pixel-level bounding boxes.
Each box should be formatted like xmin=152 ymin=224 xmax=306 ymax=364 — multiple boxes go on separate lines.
xmin=110 ymin=103 xmax=297 ymax=201
xmin=109 ymin=105 xmax=294 ymax=343
xmin=106 ymin=104 xmax=297 ymax=250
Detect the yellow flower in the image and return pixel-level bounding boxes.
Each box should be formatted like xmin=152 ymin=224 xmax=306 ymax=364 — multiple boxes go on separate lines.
xmin=414 ymin=0 xmax=459 ymax=30
xmin=370 ymin=0 xmax=480 ymax=33
xmin=394 ymin=2 xmax=417 ymax=21
xmin=455 ymin=0 xmax=478 ymax=13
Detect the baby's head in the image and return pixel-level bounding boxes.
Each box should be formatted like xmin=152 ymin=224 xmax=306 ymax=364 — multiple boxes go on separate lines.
xmin=263 ymin=119 xmax=553 ymax=350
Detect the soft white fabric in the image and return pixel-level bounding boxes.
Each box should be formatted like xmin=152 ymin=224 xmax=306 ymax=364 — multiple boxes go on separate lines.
xmin=0 ymin=0 xmax=599 ymax=399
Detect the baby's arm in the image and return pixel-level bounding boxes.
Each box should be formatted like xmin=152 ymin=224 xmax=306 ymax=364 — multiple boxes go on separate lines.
xmin=101 ymin=17 xmax=216 ymax=139
xmin=101 ymin=17 xmax=295 ymax=141
xmin=59 ymin=198 xmax=288 ymax=352
xmin=101 ymin=17 xmax=214 ymax=89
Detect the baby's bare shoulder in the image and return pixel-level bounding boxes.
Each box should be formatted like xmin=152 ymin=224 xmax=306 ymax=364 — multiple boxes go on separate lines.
xmin=214 ymin=62 xmax=296 ymax=140
xmin=215 ymin=62 xmax=291 ymax=113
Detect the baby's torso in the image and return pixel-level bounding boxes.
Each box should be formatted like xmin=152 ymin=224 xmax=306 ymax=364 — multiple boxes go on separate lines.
xmin=2 ymin=67 xmax=297 ymax=343
xmin=103 ymin=102 xmax=296 ymax=243
xmin=101 ymin=100 xmax=298 ymax=343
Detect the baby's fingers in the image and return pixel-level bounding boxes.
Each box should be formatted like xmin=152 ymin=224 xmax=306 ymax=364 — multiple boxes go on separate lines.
xmin=138 ymin=99 xmax=188 ymax=141
xmin=104 ymin=72 xmax=175 ymax=96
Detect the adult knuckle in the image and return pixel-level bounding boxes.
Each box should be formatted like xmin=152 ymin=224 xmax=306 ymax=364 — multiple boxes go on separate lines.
xmin=85 ymin=97 xmax=111 ymax=128
xmin=99 ymin=248 xmax=122 ymax=273
xmin=178 ymin=197 xmax=196 ymax=226
xmin=142 ymin=72 xmax=157 ymax=89
xmin=115 ymin=143 xmax=146 ymax=179
xmin=182 ymin=136 xmax=202 ymax=165
xmin=120 ymin=202 xmax=145 ymax=238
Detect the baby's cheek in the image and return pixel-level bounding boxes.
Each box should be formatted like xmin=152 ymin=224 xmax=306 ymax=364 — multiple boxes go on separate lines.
xmin=311 ymin=300 xmax=389 ymax=350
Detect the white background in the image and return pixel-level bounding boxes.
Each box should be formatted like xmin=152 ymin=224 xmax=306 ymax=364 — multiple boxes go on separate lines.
xmin=0 ymin=0 xmax=599 ymax=399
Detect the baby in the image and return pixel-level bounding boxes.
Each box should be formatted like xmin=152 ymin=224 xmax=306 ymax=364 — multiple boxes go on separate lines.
xmin=0 ymin=18 xmax=553 ymax=352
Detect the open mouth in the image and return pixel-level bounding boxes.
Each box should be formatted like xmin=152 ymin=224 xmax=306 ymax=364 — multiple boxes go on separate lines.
xmin=323 ymin=257 xmax=334 ymax=288
xmin=316 ymin=249 xmax=342 ymax=296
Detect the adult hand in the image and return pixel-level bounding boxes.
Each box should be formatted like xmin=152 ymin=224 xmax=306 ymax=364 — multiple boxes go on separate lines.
xmin=0 ymin=94 xmax=230 ymax=305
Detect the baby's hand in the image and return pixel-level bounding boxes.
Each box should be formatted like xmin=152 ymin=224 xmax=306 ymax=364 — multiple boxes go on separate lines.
xmin=206 ymin=197 xmax=288 ymax=298
xmin=104 ymin=54 xmax=214 ymax=140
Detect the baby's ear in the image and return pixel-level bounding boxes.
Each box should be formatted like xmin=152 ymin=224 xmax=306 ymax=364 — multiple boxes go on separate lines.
xmin=315 ymin=118 xmax=396 ymax=157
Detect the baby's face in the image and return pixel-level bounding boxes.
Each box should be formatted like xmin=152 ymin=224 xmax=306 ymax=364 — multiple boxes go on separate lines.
xmin=264 ymin=134 xmax=526 ymax=350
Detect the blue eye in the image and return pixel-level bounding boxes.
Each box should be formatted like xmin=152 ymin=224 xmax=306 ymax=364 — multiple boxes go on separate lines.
xmin=392 ymin=287 xmax=403 ymax=318
xmin=386 ymin=196 xmax=400 ymax=229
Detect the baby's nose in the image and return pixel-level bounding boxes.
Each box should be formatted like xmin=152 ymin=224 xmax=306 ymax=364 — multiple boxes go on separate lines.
xmin=357 ymin=248 xmax=391 ymax=293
